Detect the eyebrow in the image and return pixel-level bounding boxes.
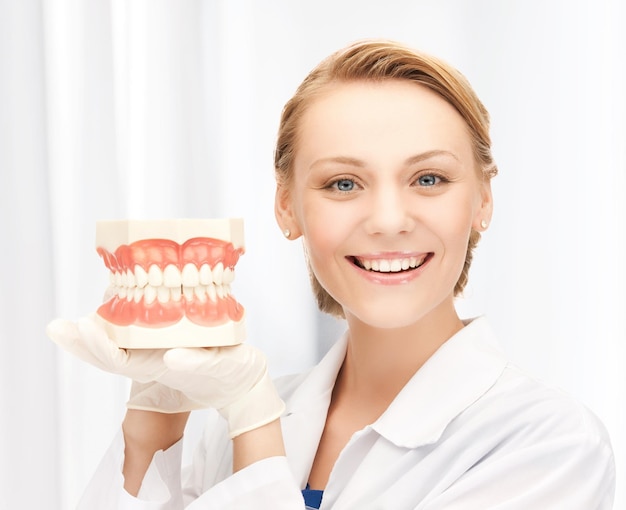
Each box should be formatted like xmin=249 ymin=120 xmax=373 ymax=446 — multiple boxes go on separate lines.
xmin=405 ymin=150 xmax=460 ymax=164
xmin=310 ymin=150 xmax=459 ymax=170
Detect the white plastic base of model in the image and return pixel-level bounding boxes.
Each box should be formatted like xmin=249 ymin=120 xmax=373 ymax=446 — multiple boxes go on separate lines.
xmin=96 ymin=218 xmax=245 ymax=251
xmin=94 ymin=314 xmax=247 ymax=349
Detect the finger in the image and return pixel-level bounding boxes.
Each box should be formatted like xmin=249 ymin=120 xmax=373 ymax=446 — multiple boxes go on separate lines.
xmin=46 ymin=318 xmax=81 ymax=351
xmin=164 ymin=345 xmax=263 ymax=380
xmin=47 ymin=317 xmax=115 ymax=370
xmin=77 ymin=317 xmax=168 ymax=380
xmin=76 ymin=316 xmax=132 ymax=367
xmin=163 ymin=347 xmax=221 ymax=371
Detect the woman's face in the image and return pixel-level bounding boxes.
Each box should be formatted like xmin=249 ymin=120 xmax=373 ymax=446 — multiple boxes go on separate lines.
xmin=276 ymin=80 xmax=492 ymax=330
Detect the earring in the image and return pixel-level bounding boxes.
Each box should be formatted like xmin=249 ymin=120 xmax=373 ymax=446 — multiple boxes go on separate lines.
xmin=283 ymin=228 xmax=291 ymax=239
xmin=480 ymin=220 xmax=488 ymax=229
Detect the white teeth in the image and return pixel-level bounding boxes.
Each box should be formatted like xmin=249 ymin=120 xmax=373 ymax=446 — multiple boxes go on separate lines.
xmin=181 ymin=263 xmax=199 ymax=287
xmin=213 ymin=262 xmax=224 ymax=285
xmin=379 ymin=260 xmax=391 ymax=272
xmin=103 ymin=285 xmax=117 ymax=302
xmin=223 ymin=267 xmax=234 ymax=284
xmin=134 ymin=265 xmax=148 ymax=288
xmin=126 ymin=269 xmax=135 ymax=288
xmin=148 ymin=265 xmax=163 ymax=287
xmin=357 ymin=256 xmax=425 ymax=273
xmin=182 ymin=286 xmax=194 ymax=301
xmin=133 ymin=287 xmax=143 ymax=303
xmin=144 ymin=285 xmax=157 ymax=305
xmin=163 ymin=264 xmax=182 ymax=288
xmin=157 ymin=286 xmax=170 ymax=303
xmin=194 ymin=285 xmax=207 ymax=302
xmin=106 ymin=260 xmax=238 ymax=305
xmin=199 ymin=263 xmax=212 ymax=285
xmin=207 ymin=283 xmax=217 ymax=302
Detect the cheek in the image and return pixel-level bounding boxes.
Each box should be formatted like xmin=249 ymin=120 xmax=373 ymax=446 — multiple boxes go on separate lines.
xmin=300 ymin=202 xmax=345 ymax=262
xmin=297 ymin=199 xmax=357 ymax=291
xmin=433 ymin=191 xmax=474 ymax=223
xmin=428 ymin=193 xmax=477 ymax=255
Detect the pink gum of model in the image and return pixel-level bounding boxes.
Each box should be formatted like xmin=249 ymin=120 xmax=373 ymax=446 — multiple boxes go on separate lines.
xmin=95 ymin=218 xmax=246 ymax=349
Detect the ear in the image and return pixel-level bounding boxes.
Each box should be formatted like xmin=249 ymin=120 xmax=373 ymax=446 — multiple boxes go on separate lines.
xmin=274 ymin=183 xmax=302 ymax=239
xmin=473 ymin=179 xmax=494 ymax=232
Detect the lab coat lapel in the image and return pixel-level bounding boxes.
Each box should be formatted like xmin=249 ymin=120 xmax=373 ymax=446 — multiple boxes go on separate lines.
xmin=278 ymin=333 xmax=348 ymax=488
xmin=372 ymin=316 xmax=508 ymax=447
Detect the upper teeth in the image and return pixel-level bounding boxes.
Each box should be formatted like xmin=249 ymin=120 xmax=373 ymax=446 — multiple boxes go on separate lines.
xmin=359 ymin=256 xmax=425 ymax=272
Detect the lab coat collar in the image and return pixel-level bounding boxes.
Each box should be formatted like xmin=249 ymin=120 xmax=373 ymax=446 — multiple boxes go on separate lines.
xmin=371 ymin=316 xmax=508 ymax=448
xmin=280 ymin=317 xmax=508 ymax=484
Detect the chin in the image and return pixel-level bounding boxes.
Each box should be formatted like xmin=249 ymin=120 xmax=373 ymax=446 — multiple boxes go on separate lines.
xmin=347 ymin=307 xmax=429 ymax=331
xmin=345 ymin=292 xmax=457 ymax=331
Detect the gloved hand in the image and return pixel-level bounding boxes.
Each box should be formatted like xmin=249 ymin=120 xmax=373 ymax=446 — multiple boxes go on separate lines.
xmin=46 ymin=314 xmax=198 ymax=412
xmin=159 ymin=345 xmax=285 ymax=437
xmin=46 ymin=314 xmax=168 ymax=383
xmin=46 ymin=315 xmax=285 ymax=437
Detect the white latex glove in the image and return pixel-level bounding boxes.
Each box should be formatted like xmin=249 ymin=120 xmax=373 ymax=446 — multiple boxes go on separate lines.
xmin=159 ymin=345 xmax=286 ymax=438
xmin=47 ymin=315 xmax=285 ymax=436
xmin=46 ymin=315 xmax=167 ymax=383
xmin=46 ymin=314 xmax=199 ymax=412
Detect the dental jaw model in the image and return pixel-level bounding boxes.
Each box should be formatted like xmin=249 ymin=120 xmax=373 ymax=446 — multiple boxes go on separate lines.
xmin=95 ymin=219 xmax=246 ymax=349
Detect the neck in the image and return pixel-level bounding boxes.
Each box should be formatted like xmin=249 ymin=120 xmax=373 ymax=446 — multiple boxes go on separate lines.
xmin=338 ymin=303 xmax=464 ymax=408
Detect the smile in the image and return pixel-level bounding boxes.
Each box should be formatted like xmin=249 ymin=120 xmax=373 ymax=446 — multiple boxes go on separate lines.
xmin=350 ymin=253 xmax=431 ymax=273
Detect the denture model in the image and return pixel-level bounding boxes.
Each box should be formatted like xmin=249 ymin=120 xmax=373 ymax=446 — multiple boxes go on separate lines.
xmin=94 ymin=219 xmax=246 ymax=349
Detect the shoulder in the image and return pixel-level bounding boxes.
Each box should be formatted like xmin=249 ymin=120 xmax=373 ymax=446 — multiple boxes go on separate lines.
xmin=465 ymin=362 xmax=614 ymax=460
xmin=440 ymin=364 xmax=616 ymax=505
xmin=450 ymin=317 xmax=612 ymax=449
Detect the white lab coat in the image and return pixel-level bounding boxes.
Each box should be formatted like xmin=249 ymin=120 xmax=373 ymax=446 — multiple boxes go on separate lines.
xmin=79 ymin=317 xmax=616 ymax=509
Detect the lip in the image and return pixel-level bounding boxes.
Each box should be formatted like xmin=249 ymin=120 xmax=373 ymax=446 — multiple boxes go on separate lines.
xmin=347 ymin=252 xmax=433 ymax=285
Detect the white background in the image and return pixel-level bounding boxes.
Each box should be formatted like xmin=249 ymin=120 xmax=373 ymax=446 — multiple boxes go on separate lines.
xmin=1 ymin=1 xmax=624 ymax=508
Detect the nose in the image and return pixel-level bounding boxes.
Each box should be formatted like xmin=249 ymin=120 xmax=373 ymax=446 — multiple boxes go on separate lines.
xmin=364 ymin=185 xmax=415 ymax=236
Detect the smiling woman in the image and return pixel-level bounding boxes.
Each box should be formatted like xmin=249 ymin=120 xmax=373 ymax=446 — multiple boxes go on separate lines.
xmin=276 ymin=79 xmax=492 ymax=333
xmin=47 ymin=39 xmax=616 ymax=509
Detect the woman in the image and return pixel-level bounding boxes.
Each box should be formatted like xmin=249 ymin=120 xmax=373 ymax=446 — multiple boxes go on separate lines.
xmin=48 ymin=40 xmax=615 ymax=509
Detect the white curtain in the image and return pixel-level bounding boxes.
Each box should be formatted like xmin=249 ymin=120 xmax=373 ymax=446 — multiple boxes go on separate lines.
xmin=1 ymin=1 xmax=624 ymax=508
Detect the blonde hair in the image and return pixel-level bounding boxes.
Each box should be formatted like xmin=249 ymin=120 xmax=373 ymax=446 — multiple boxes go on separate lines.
xmin=274 ymin=40 xmax=498 ymax=317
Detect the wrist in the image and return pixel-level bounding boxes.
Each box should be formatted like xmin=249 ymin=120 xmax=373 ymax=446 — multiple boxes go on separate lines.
xmin=122 ymin=409 xmax=190 ymax=453
xmin=121 ymin=409 xmax=190 ymax=496
xmin=221 ymin=367 xmax=285 ymax=438
xmin=232 ymin=418 xmax=285 ymax=472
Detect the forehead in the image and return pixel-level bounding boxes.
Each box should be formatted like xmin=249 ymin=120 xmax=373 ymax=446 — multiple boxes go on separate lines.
xmin=295 ymin=80 xmax=473 ymax=167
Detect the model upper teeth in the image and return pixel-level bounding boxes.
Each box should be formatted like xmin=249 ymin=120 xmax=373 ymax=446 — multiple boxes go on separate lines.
xmin=358 ymin=255 xmax=426 ymax=272
xmin=106 ymin=263 xmax=235 ymax=303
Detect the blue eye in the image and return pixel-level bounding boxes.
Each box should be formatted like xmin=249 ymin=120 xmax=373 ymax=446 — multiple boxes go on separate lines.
xmin=334 ymin=179 xmax=356 ymax=192
xmin=417 ymin=174 xmax=440 ymax=187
